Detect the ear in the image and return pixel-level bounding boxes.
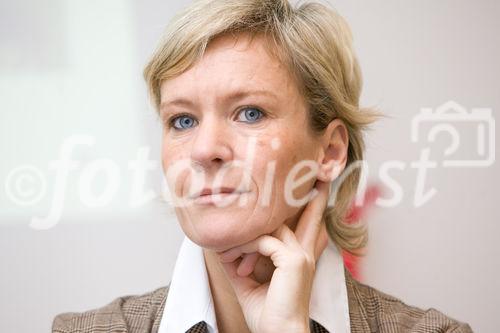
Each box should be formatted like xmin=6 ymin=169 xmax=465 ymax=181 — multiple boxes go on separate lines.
xmin=316 ymin=118 xmax=349 ymax=182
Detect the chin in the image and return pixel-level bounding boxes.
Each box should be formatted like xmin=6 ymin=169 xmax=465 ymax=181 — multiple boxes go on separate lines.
xmin=180 ymin=216 xmax=259 ymax=252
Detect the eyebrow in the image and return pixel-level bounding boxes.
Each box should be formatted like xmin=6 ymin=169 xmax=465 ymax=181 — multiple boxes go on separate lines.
xmin=159 ymin=89 xmax=279 ymax=113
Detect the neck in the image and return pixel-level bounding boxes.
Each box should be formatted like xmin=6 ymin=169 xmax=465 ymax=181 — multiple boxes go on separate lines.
xmin=203 ymin=248 xmax=252 ymax=333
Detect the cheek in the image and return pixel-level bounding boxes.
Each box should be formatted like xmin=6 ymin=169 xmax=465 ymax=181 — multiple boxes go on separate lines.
xmin=263 ymin=139 xmax=318 ymax=208
xmin=161 ymin=144 xmax=191 ymax=197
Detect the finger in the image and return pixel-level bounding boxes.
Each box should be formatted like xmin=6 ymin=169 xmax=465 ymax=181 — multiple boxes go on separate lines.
xmin=271 ymin=223 xmax=296 ymax=245
xmin=236 ymin=252 xmax=261 ymax=277
xmin=313 ymin=222 xmax=329 ymax=261
xmin=220 ymin=259 xmax=260 ymax=301
xmin=294 ymin=180 xmax=331 ymax=254
xmin=218 ymin=236 xmax=287 ymax=306
xmin=271 ymin=223 xmax=302 ymax=250
xmin=218 ymin=235 xmax=286 ymax=263
xmin=279 ymin=223 xmax=327 ymax=264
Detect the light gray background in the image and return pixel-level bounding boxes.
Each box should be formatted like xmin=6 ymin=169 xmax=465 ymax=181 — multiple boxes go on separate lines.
xmin=1 ymin=0 xmax=499 ymax=332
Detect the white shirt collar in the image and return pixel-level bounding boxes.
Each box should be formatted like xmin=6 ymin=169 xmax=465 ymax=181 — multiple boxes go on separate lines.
xmin=158 ymin=235 xmax=350 ymax=333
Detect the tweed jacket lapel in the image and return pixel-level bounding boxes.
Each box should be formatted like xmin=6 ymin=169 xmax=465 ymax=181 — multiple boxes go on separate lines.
xmin=53 ymin=269 xmax=363 ymax=333
xmin=54 ymin=266 xmax=472 ymax=332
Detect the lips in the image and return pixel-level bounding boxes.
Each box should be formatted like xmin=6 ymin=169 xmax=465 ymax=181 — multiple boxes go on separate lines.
xmin=190 ymin=187 xmax=243 ymax=199
xmin=188 ymin=186 xmax=250 ymax=205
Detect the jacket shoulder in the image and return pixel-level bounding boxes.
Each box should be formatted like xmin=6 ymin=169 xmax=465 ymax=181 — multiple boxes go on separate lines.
xmin=52 ymin=285 xmax=169 ymax=333
xmin=346 ymin=272 xmax=473 ymax=333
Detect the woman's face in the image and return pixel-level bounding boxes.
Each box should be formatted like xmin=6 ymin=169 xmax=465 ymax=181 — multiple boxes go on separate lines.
xmin=160 ymin=33 xmax=327 ymax=252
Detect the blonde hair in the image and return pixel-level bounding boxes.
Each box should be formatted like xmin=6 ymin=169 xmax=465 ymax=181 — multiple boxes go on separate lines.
xmin=144 ymin=0 xmax=384 ymax=255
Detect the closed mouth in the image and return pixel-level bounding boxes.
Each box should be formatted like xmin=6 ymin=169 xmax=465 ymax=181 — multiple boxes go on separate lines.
xmin=189 ymin=187 xmax=248 ymax=199
xmin=192 ymin=190 xmax=250 ymax=205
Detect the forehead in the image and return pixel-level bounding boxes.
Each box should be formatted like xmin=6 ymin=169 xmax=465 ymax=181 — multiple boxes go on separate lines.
xmin=160 ymin=33 xmax=299 ymax=102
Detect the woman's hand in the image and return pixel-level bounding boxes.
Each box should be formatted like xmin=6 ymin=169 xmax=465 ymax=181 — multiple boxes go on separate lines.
xmin=217 ymin=180 xmax=331 ymax=333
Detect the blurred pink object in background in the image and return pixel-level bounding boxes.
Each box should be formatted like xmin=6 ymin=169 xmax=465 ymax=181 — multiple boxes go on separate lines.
xmin=342 ymin=184 xmax=382 ymax=280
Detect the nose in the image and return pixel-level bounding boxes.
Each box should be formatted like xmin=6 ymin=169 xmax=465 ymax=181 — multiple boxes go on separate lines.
xmin=190 ymin=116 xmax=233 ymax=172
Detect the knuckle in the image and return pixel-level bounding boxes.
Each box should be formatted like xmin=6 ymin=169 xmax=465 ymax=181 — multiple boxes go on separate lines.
xmin=261 ymin=234 xmax=274 ymax=244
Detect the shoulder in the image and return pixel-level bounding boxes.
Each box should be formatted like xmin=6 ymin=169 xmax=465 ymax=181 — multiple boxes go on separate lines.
xmin=345 ymin=270 xmax=473 ymax=333
xmin=52 ymin=285 xmax=169 ymax=333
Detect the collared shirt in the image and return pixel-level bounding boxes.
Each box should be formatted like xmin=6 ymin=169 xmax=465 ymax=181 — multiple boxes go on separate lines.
xmin=158 ymin=235 xmax=351 ymax=333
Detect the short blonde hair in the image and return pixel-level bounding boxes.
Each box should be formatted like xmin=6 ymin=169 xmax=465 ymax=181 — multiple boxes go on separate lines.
xmin=144 ymin=0 xmax=384 ymax=255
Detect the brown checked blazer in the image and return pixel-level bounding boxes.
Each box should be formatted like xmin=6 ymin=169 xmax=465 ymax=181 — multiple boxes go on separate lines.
xmin=52 ymin=268 xmax=473 ymax=333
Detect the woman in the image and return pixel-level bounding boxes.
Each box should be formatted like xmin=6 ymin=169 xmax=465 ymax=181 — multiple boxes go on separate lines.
xmin=53 ymin=0 xmax=473 ymax=332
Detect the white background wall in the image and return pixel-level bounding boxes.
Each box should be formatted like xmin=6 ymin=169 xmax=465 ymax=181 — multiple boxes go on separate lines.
xmin=1 ymin=0 xmax=498 ymax=332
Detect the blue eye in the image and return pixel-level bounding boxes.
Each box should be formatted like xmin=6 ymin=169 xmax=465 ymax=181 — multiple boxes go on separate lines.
xmin=237 ymin=107 xmax=264 ymax=123
xmin=172 ymin=115 xmax=197 ymax=130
